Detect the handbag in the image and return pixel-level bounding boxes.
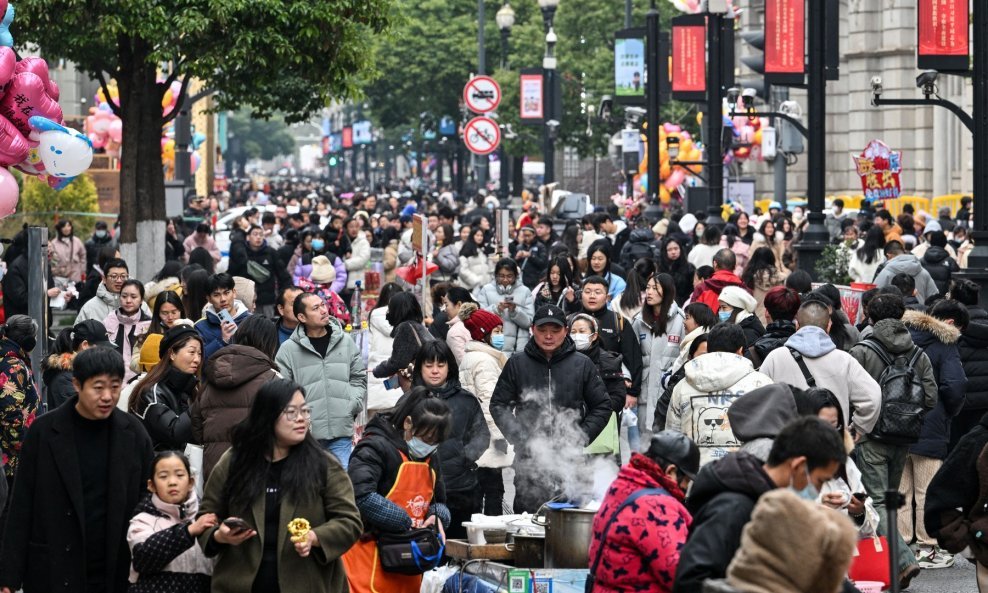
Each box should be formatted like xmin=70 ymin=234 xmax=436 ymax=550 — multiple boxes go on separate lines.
xmin=848 ymin=535 xmax=890 ymax=589
xmin=246 ymin=260 xmax=272 ymax=284
xmin=377 ymin=526 xmax=445 ymax=575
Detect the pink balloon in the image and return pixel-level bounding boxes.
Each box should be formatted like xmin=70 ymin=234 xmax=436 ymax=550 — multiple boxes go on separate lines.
xmin=0 ymin=167 xmax=19 ymax=219
xmin=664 ymin=169 xmax=687 ymax=189
xmin=14 ymin=58 xmax=60 ymax=103
xmin=108 ymin=119 xmax=122 ymax=143
xmin=0 ymin=72 xmax=63 ymax=137
xmin=88 ymin=132 xmax=106 ymax=149
xmin=0 ymin=47 xmax=15 ymax=87
xmin=0 ymin=115 xmax=29 ymax=166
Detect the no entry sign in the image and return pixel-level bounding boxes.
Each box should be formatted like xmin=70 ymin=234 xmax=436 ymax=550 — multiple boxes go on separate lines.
xmin=463 ymin=116 xmax=501 ymax=155
xmin=464 ymin=76 xmax=502 ymax=114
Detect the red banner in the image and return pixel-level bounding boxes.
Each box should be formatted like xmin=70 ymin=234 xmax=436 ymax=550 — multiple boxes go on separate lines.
xmin=918 ymin=0 xmax=969 ymax=71
xmin=853 ymin=139 xmax=903 ymax=202
xmin=671 ymin=16 xmax=705 ymax=102
xmin=342 ymin=127 xmax=353 ymax=149
xmin=765 ymin=0 xmax=804 ymax=81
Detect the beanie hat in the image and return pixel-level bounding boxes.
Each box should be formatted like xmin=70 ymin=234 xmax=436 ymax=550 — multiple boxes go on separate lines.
xmin=139 ymin=334 xmax=163 ymax=372
xmin=461 ymin=303 xmax=503 ymax=341
xmin=719 ymin=285 xmax=757 ymax=314
xmin=652 ymin=218 xmax=670 ymax=236
xmin=923 ymin=219 xmax=942 ymax=235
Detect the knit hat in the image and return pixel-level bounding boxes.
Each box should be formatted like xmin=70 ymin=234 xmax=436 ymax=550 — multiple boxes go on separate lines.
xmin=461 ymin=303 xmax=503 ymax=341
xmin=159 ymin=323 xmax=201 ymax=358
xmin=718 ymin=285 xmax=757 ymax=314
xmin=923 ymin=219 xmax=942 ymax=235
xmin=652 ymin=218 xmax=670 ymax=237
xmin=310 ymin=255 xmax=336 ymax=284
xmin=138 ymin=334 xmax=163 ymax=372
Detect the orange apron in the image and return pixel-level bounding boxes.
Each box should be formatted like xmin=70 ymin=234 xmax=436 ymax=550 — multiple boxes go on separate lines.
xmin=343 ymin=451 xmax=436 ymax=593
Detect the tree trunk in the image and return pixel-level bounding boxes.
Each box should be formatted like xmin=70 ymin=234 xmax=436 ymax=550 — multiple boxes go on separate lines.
xmin=116 ymin=36 xmax=166 ymax=281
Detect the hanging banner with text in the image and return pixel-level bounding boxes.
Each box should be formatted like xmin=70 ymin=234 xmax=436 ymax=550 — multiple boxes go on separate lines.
xmin=765 ymin=0 xmax=805 ymax=84
xmin=852 ymin=139 xmax=903 ymax=202
xmin=918 ymin=0 xmax=969 ymax=72
xmin=671 ymin=14 xmax=706 ymax=103
xmin=519 ymin=68 xmax=544 ymax=124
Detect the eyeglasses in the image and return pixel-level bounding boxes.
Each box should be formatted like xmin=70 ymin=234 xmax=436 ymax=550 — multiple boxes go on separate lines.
xmin=282 ymin=406 xmax=313 ymax=421
xmin=107 ymin=274 xmax=129 ymax=281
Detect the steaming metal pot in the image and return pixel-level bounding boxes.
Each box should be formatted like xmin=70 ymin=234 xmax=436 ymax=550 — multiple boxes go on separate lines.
xmin=533 ymin=505 xmax=597 ymax=568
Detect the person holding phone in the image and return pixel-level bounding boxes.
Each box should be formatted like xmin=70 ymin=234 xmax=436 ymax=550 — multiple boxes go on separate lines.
xmin=475 ymin=259 xmax=534 ymax=354
xmin=194 ymin=273 xmax=252 ymax=361
xmin=198 ymin=378 xmax=362 ymax=593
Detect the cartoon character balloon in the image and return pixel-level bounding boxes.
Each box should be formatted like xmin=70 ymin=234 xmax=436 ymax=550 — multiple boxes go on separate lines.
xmin=28 ymin=115 xmax=94 ymax=185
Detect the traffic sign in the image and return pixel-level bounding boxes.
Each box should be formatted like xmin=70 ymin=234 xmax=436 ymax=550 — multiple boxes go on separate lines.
xmin=463 ymin=116 xmax=501 ymax=155
xmin=463 ymin=76 xmax=502 ymax=114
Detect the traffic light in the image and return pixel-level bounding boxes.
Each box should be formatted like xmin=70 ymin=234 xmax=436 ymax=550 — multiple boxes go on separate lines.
xmin=738 ymin=30 xmax=768 ymax=102
xmin=329 ymin=156 xmax=338 ymax=167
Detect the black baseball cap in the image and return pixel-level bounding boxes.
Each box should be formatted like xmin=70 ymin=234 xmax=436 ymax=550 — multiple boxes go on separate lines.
xmin=533 ymin=304 xmax=566 ymax=327
xmin=72 ymin=320 xmax=116 ymax=349
xmin=647 ymin=431 xmax=701 ymax=480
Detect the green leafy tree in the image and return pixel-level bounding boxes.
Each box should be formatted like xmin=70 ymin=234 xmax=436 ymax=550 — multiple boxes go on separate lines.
xmin=0 ymin=174 xmax=99 ymax=238
xmin=815 ymin=243 xmax=853 ymax=285
xmin=12 ymin=0 xmax=395 ymax=275
xmin=227 ymin=110 xmax=298 ymax=176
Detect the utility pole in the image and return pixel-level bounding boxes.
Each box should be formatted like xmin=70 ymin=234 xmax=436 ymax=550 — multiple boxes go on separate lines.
xmin=794 ymin=0 xmax=829 ymax=273
xmin=646 ymin=0 xmax=660 ymax=204
xmin=476 ymin=0 xmax=488 ymax=189
xmin=704 ymin=11 xmax=724 ymax=226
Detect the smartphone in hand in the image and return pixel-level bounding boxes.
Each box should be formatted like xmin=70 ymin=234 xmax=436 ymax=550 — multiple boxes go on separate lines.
xmin=218 ymin=309 xmax=235 ymax=325
xmin=223 ymin=517 xmax=251 ymax=533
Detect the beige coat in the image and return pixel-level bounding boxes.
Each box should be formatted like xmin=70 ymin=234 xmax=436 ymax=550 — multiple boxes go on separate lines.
xmin=459 ymin=340 xmax=514 ymax=468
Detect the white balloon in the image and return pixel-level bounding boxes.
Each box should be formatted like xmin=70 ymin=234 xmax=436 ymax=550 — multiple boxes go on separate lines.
xmin=38 ymin=127 xmax=93 ymax=178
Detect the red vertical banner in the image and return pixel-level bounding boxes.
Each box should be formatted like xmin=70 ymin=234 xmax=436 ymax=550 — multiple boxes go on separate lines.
xmin=671 ymin=14 xmax=706 ymax=103
xmin=342 ymin=127 xmax=353 ymax=149
xmin=918 ymin=0 xmax=970 ymax=72
xmin=765 ymin=0 xmax=805 ymax=84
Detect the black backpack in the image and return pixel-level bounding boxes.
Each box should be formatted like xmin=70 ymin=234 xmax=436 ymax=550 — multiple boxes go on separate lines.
xmin=858 ymin=338 xmax=929 ymax=445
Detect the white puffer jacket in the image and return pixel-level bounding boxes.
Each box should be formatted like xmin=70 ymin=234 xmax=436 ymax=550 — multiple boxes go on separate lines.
xmin=458 ymin=253 xmax=493 ymax=291
xmin=459 ymin=340 xmax=514 ymax=468
xmin=474 ymin=280 xmax=535 ymax=354
xmin=666 ymin=352 xmax=773 ymax=467
xmin=367 ymin=307 xmax=402 ymax=411
xmin=632 ymin=303 xmax=686 ymax=425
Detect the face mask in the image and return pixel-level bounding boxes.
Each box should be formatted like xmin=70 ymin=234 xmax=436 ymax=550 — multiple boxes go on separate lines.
xmin=19 ymin=336 xmax=37 ymax=353
xmin=571 ymin=333 xmax=591 ymax=351
xmin=790 ymin=465 xmax=820 ymax=502
xmin=490 ymin=334 xmax=505 ymax=350
xmin=718 ymin=310 xmax=732 ymax=323
xmin=832 ymin=206 xmax=841 ymax=216
xmin=95 ymin=230 xmax=108 ymax=239
xmin=406 ymin=436 xmax=438 ymax=460
xmin=311 ymin=239 xmax=325 ymax=251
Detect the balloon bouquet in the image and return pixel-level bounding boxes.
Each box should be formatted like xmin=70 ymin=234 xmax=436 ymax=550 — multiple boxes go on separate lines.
xmin=0 ymin=0 xmax=95 ymax=218
xmin=632 ymin=122 xmax=704 ymax=205
xmin=724 ymin=100 xmax=768 ymax=164
xmin=160 ymin=80 xmax=205 ymax=179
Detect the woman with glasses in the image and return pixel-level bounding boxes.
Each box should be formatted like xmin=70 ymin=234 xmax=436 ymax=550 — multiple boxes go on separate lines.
xmin=344 ymin=387 xmax=452 ymax=593
xmin=197 ymin=378 xmax=362 ymax=593
xmin=475 ymin=258 xmax=535 ymax=354
xmin=192 ymin=316 xmax=282 ymax=482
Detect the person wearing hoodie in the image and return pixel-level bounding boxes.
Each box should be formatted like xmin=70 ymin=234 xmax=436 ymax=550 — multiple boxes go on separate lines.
xmin=747 ymin=286 xmax=800 ymax=368
xmin=459 ymin=306 xmax=511 ymax=516
xmin=726 ymin=383 xmax=799 ymax=463
xmin=191 ymin=316 xmax=281 ymax=482
xmin=913 ymin=219 xmax=959 ymax=261
xmin=276 ymin=292 xmax=366 ymax=469
xmin=194 ymin=273 xmax=252 ymax=361
xmin=920 ymin=231 xmax=960 ymax=296
xmin=672 ymin=417 xmax=847 ymax=593
xmin=898 ymin=301 xmax=968 ymax=569
xmin=689 ymin=249 xmax=749 ymax=312
xmin=717 ymin=286 xmax=765 ymax=348
xmin=490 ymin=304 xmax=612 ymax=513
xmin=76 ymin=258 xmax=151 ymax=323
xmin=475 ymin=258 xmax=535 ymax=354
xmin=588 ymin=432 xmax=699 ymax=593
xmin=849 ymin=293 xmax=938 ymax=588
xmin=952 ymin=279 xmax=988 ymax=452
xmin=412 ymin=341 xmax=490 ymax=540
xmin=665 ymin=323 xmax=773 ymax=467
xmin=760 ymin=299 xmax=883 ymax=437
xmin=874 ymin=240 xmax=940 ymax=305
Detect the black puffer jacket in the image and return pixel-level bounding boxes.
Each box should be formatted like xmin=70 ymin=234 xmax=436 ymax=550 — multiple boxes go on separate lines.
xmin=228 ymin=242 xmax=292 ymax=306
xmin=421 ymin=379 xmax=490 ymax=493
xmin=490 ymin=336 xmax=612 ymax=454
xmin=921 ymin=247 xmax=960 ymax=296
xmin=748 ymin=319 xmax=796 ymax=368
xmin=619 ymin=228 xmax=658 ymax=271
xmin=673 ymin=452 xmax=776 ymax=593
xmin=42 ymin=352 xmax=77 ymax=410
xmin=582 ymin=340 xmax=627 ymax=413
xmin=133 ymin=367 xmax=199 ymax=451
xmin=738 ymin=314 xmax=766 ymax=349
xmin=959 ymin=321 xmax=988 ymax=411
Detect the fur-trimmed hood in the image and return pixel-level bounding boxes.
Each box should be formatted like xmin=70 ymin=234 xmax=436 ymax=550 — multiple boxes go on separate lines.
xmin=44 ymin=352 xmax=75 ymax=372
xmin=902 ymin=309 xmax=961 ymax=345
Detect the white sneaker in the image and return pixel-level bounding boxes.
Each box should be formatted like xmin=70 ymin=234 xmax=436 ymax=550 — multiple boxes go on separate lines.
xmin=917 ymin=546 xmax=955 ymax=570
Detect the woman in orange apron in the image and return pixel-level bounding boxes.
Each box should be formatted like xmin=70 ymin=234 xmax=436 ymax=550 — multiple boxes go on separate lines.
xmin=343 ymin=387 xmax=453 ymax=593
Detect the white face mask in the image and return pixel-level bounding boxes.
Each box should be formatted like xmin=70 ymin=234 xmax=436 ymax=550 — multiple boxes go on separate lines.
xmin=571 ymin=333 xmax=591 ymax=351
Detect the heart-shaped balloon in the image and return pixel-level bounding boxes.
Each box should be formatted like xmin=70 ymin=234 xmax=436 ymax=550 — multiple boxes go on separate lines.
xmin=0 ymin=47 xmax=15 ymax=87
xmin=0 ymin=72 xmax=63 ymax=137
xmin=14 ymin=57 xmax=59 ymax=102
xmin=0 ymin=114 xmax=30 ymax=167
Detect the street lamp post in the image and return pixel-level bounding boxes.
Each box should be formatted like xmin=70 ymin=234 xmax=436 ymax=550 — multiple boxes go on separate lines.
xmin=496 ymin=3 xmax=515 ymax=202
xmin=540 ymin=0 xmax=560 ymax=185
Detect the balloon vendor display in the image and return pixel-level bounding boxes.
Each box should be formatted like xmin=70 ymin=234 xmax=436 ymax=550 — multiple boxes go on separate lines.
xmin=633 ymin=122 xmax=704 ymax=205
xmin=0 ymin=0 xmax=95 ymax=219
xmin=160 ymin=78 xmax=205 ymax=178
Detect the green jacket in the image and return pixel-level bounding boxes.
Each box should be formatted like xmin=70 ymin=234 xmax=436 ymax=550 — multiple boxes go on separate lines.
xmin=275 ymin=320 xmax=367 ymax=441
xmin=197 ymin=449 xmax=363 ymax=593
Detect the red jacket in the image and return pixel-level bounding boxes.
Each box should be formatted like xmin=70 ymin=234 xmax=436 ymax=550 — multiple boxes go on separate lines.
xmin=588 ymin=453 xmax=692 ymax=593
xmin=690 ymin=269 xmax=748 ymax=311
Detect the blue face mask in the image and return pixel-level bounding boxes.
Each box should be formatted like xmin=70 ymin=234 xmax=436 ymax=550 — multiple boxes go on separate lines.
xmin=490 ymin=334 xmax=505 ymax=350
xmin=311 ymin=239 xmax=325 ymax=251
xmin=718 ymin=310 xmax=732 ymax=322
xmin=790 ymin=465 xmax=820 ymax=501
xmin=407 ymin=436 xmax=438 ymax=460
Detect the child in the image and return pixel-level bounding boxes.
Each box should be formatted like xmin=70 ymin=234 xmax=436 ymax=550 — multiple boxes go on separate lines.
xmin=127 ymin=451 xmax=216 ymax=593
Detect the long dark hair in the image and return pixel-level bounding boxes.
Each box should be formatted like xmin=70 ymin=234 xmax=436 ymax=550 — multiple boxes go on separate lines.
xmin=560 ymin=222 xmax=580 ymax=257
xmin=375 ymin=282 xmax=404 ymax=310
xmin=619 ymin=258 xmax=656 ymax=313
xmin=182 ymin=269 xmax=211 ymax=320
xmin=458 ymin=226 xmax=485 ymax=258
xmin=412 ymin=340 xmax=460 ymax=387
xmin=642 ymin=272 xmax=676 ymax=335
xmin=386 ymin=291 xmax=424 ymax=327
xmin=388 ymin=386 xmax=452 ymax=443
xmin=857 ymin=225 xmax=885 ymax=264
xmin=150 ymin=291 xmax=185 ymax=334
xmin=233 ymin=315 xmax=279 ymax=361
xmin=659 ymin=237 xmax=687 ymax=273
xmin=544 ymin=256 xmax=574 ymax=292
xmin=223 ymin=379 xmax=329 ymax=515
xmin=587 ymin=240 xmax=612 ymax=276
xmin=188 ymin=247 xmax=215 ymax=275
xmin=722 ymin=224 xmax=740 ymax=249
xmin=153 ymin=260 xmax=183 ymax=282
xmin=741 ymin=246 xmax=778 ymax=289
xmin=129 ymin=331 xmax=203 ymax=416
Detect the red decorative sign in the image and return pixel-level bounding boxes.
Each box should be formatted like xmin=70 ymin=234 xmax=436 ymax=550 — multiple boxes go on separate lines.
xmin=342 ymin=127 xmax=353 ymax=149
xmin=671 ymin=14 xmax=706 ymax=102
xmin=852 ymin=139 xmax=902 ymax=202
xmin=918 ymin=0 xmax=969 ymax=71
xmin=765 ymin=0 xmax=805 ymax=83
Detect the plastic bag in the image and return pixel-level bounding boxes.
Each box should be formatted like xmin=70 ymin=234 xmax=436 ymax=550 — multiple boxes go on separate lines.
xmin=622 ymin=407 xmax=638 ymax=428
xmin=419 ymin=565 xmax=460 ymax=593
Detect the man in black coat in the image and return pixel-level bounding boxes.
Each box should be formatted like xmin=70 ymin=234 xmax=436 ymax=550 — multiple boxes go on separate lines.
xmin=952 ymin=280 xmax=988 ymax=451
xmin=672 ymin=417 xmax=846 ymax=593
xmin=510 ymin=225 xmax=549 ymax=290
xmin=490 ymin=304 xmax=612 ymax=513
xmin=0 ymin=348 xmax=153 ymax=593
xmin=228 ymin=224 xmax=293 ymax=317
xmin=575 ymin=276 xmax=643 ymax=401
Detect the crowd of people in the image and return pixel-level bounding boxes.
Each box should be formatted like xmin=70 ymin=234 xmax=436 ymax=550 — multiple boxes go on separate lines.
xmin=0 ymin=180 xmax=984 ymax=593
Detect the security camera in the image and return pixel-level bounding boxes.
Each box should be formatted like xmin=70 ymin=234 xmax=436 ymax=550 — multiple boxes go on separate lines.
xmin=870 ymin=76 xmax=883 ymax=96
xmin=741 ymin=88 xmax=758 ymax=109
xmin=624 ymin=106 xmax=646 ymax=125
xmin=779 ymin=100 xmax=803 ymax=118
xmin=727 ymin=87 xmax=741 ymax=105
xmin=597 ymin=95 xmax=613 ymax=121
xmin=916 ymin=70 xmax=938 ymax=97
